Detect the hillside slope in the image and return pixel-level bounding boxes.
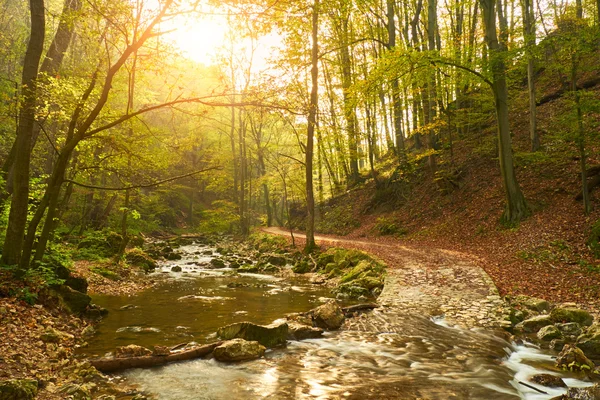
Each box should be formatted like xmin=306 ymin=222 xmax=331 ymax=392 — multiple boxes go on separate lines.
xmin=313 ymin=71 xmax=600 ymax=308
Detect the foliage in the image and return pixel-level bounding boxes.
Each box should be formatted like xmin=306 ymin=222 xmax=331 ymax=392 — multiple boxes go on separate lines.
xmin=73 ymin=231 xmax=122 ymax=261
xmin=316 ymin=204 xmax=360 ymax=235
xmin=247 ymin=232 xmax=289 ymax=253
xmin=125 ymin=248 xmax=157 ymax=272
xmin=198 ymin=200 xmax=240 ymax=234
xmin=374 ymin=217 xmax=407 ymax=236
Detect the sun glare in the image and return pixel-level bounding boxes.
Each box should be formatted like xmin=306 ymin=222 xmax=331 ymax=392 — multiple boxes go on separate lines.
xmin=166 ymin=13 xmax=228 ymax=65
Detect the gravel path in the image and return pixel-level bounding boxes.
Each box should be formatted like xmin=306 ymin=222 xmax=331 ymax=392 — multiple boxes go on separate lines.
xmin=263 ymin=227 xmax=511 ymax=329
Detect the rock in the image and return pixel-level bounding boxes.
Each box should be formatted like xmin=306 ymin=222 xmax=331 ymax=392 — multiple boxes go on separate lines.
xmin=515 ymin=315 xmax=553 ymax=333
xmin=311 ymin=301 xmax=345 ymax=330
xmin=171 ymin=266 xmax=182 ymax=272
xmin=50 ymin=285 xmax=91 ymax=315
xmin=202 ymin=250 xmax=213 ymax=255
xmin=335 ymin=284 xmax=371 ymax=299
xmin=292 ymin=260 xmax=312 ymax=274
xmin=0 ymin=379 xmax=38 ymax=400
xmin=126 ymin=249 xmax=157 ymax=272
xmin=516 ymin=296 xmax=550 ymax=313
xmin=564 ymin=384 xmax=600 ymax=400
xmin=153 ymin=346 xmax=171 ymax=356
xmin=340 ymin=260 xmax=373 ymax=283
xmin=85 ymin=303 xmax=108 ymax=319
xmin=538 ymin=325 xmax=563 ymax=341
xmin=509 ymin=308 xmax=526 ymax=326
xmin=82 ymin=326 xmax=96 ymax=337
xmin=58 ymin=383 xmax=91 ymax=400
xmin=261 ymin=264 xmax=281 ymax=273
xmin=576 ymin=324 xmax=600 ymax=360
xmin=65 ymin=276 xmax=88 ymax=294
xmin=217 ymin=322 xmax=288 ymax=348
xmin=238 ymin=264 xmax=259 ymax=273
xmin=316 ymin=252 xmax=335 ymax=269
xmin=550 ymin=339 xmax=567 ymax=351
xmin=556 ymin=344 xmax=595 ymax=372
xmin=40 ymin=327 xmax=73 ymax=343
xmin=165 ymin=252 xmax=182 ymax=261
xmin=287 ymin=323 xmax=324 ymax=340
xmin=114 ymin=344 xmax=152 ymax=358
xmin=551 ymin=307 xmax=593 ymax=326
xmin=529 ymin=373 xmax=567 ymax=388
xmin=213 ymin=339 xmax=266 ymax=362
xmin=210 ymin=258 xmax=226 ymax=268
xmin=267 ymin=255 xmax=287 ymax=266
xmin=559 ymin=322 xmax=583 ymax=337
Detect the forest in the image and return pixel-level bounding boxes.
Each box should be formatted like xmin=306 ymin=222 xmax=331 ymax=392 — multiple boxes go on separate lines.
xmin=1 ymin=0 xmax=600 ymax=398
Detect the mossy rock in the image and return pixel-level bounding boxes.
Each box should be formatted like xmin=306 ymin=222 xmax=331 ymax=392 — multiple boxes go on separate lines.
xmin=217 ymin=322 xmax=288 ymax=348
xmin=537 ymin=325 xmax=563 ymax=341
xmin=551 ymin=307 xmax=593 ymax=326
xmin=335 ymin=283 xmax=371 ymax=299
xmin=327 ymin=268 xmax=344 ymax=278
xmin=238 ymin=264 xmax=259 ymax=273
xmin=261 ymin=264 xmax=281 ymax=274
xmin=267 ymin=255 xmax=287 ymax=266
xmin=0 ymin=379 xmax=38 ymax=400
xmin=51 ymin=285 xmax=91 ymax=315
xmin=515 ymin=315 xmax=553 ymax=333
xmin=210 ymin=258 xmax=226 ymax=268
xmin=353 ymin=276 xmax=384 ymax=290
xmin=316 ymin=253 xmax=335 ymax=269
xmin=126 ymin=248 xmax=157 ymax=272
xmin=292 ymin=260 xmax=312 ymax=274
xmin=77 ymin=231 xmax=122 ymax=258
xmin=90 ymin=266 xmax=121 ymax=281
xmin=340 ymin=260 xmax=374 ymax=284
xmin=515 ymin=295 xmax=550 ymax=313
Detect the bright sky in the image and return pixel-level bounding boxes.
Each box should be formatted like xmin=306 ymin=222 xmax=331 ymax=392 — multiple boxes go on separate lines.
xmin=164 ymin=8 xmax=282 ymax=77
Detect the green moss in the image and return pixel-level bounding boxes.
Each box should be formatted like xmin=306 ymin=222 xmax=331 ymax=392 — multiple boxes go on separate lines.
xmin=90 ymin=266 xmax=121 ymax=281
xmin=125 ymin=248 xmax=157 ymax=272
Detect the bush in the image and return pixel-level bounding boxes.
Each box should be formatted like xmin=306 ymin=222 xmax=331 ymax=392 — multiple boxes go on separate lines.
xmin=74 ymin=231 xmax=122 ymax=260
xmin=90 ymin=266 xmax=121 ymax=281
xmin=198 ymin=200 xmax=240 ymax=234
xmin=316 ymin=205 xmax=360 ymax=235
xmin=374 ymin=217 xmax=407 ymax=236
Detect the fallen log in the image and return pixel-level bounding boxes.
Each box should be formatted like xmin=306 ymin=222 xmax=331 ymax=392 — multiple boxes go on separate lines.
xmin=341 ymin=303 xmax=379 ymax=317
xmin=90 ymin=342 xmax=222 ymax=373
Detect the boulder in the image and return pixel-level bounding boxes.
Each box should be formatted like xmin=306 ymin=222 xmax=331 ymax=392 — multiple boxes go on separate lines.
xmin=529 ymin=373 xmax=567 ymax=388
xmin=171 ymin=266 xmax=182 ymax=272
xmin=50 ymin=285 xmax=91 ymax=315
xmin=115 ymin=344 xmax=152 ymax=358
xmin=210 ymin=258 xmax=226 ymax=268
xmin=238 ymin=264 xmax=259 ymax=273
xmin=58 ymin=383 xmax=91 ymax=400
xmin=0 ymin=379 xmax=38 ymax=400
xmin=515 ymin=315 xmax=553 ymax=333
xmin=292 ymin=260 xmax=312 ymax=274
xmin=65 ymin=276 xmax=88 ymax=294
xmin=515 ymin=295 xmax=550 ymax=313
xmin=335 ymin=284 xmax=371 ymax=300
xmin=558 ymin=322 xmax=584 ymax=337
xmin=217 ymin=322 xmax=288 ymax=348
xmin=40 ymin=327 xmax=73 ymax=343
xmin=213 ymin=339 xmax=265 ymax=362
xmin=577 ymin=325 xmax=600 ymax=360
xmin=551 ymin=307 xmax=594 ymax=326
xmin=538 ymin=325 xmax=563 ymax=341
xmin=287 ymin=323 xmax=324 ymax=340
xmin=564 ymin=384 xmax=600 ymax=400
xmin=267 ymin=255 xmax=287 ymax=266
xmin=556 ymin=344 xmax=595 ymax=372
xmin=311 ymin=301 xmax=345 ymax=330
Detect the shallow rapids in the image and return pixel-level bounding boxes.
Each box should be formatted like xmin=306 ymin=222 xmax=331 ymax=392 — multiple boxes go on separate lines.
xmin=83 ymin=242 xmax=592 ymax=399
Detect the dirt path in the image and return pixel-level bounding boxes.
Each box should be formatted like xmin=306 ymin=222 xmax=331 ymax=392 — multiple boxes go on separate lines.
xmin=263 ymin=227 xmax=511 ymax=329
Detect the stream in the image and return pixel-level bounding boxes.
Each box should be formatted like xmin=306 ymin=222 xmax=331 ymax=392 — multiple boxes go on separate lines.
xmin=83 ymin=242 xmax=593 ymax=399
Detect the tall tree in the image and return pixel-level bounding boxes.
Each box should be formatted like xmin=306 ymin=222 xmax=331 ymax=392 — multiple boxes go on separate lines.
xmin=1 ymin=0 xmax=45 ymax=266
xmin=305 ymin=0 xmax=319 ymax=252
xmin=480 ymin=0 xmax=528 ymax=223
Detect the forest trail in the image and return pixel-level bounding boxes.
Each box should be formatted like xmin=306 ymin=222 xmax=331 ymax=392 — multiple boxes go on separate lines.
xmin=262 ymin=227 xmax=510 ymax=329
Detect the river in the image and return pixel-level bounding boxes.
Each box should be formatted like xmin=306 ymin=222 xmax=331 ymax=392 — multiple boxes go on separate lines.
xmin=83 ymin=241 xmax=592 ymax=399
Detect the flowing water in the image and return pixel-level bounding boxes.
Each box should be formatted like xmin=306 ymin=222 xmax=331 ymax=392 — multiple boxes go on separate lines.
xmin=83 ymin=242 xmax=593 ymax=399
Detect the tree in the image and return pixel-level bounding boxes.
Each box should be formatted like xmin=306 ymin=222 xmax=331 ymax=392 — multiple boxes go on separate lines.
xmin=1 ymin=0 xmax=45 ymax=266
xmin=305 ymin=0 xmax=319 ymax=252
xmin=480 ymin=0 xmax=528 ymax=223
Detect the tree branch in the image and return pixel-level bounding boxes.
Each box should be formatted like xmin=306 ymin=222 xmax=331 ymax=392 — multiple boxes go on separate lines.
xmin=64 ymin=166 xmax=221 ymax=191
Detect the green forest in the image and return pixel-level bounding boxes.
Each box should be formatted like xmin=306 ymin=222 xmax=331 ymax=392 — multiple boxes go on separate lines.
xmin=1 ymin=0 xmax=600 ymax=398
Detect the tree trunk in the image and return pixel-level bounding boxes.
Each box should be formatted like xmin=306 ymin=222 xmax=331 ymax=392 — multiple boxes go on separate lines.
xmin=305 ymin=0 xmax=319 ymax=253
xmin=480 ymin=0 xmax=528 ymax=224
xmin=2 ymin=0 xmax=45 ymax=267
xmin=388 ymin=0 xmax=406 ymax=161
